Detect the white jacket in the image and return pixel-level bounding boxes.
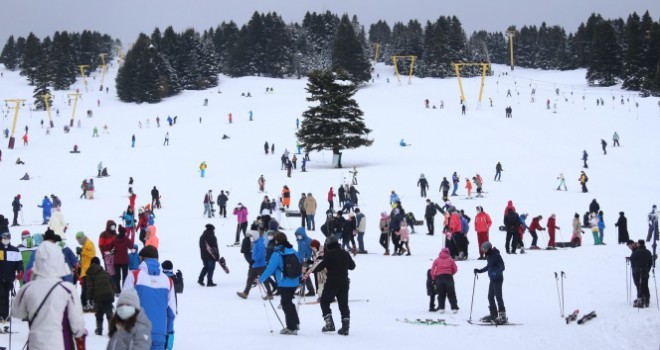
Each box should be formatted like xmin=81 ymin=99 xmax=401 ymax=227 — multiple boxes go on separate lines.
xmin=12 ymin=242 xmax=85 ymax=350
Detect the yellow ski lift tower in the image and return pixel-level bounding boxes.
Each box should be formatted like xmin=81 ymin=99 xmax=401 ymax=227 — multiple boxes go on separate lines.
xmin=68 ymin=92 xmax=82 ymax=127
xmin=4 ymin=99 xmax=26 ymax=149
xmin=78 ymin=65 xmax=89 ymax=92
xmin=391 ymin=55 xmax=417 ymax=84
xmin=41 ymin=93 xmax=54 ymax=128
xmin=99 ymin=53 xmax=108 ymax=91
xmin=452 ymin=63 xmax=490 ymax=107
xmin=506 ymin=30 xmax=515 ymax=71
xmin=373 ymin=43 xmax=380 ymax=64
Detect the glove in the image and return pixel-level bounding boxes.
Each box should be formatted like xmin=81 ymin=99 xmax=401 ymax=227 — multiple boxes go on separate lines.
xmin=473 ymin=268 xmax=479 ymax=274
xmin=74 ymin=331 xmax=87 ymax=350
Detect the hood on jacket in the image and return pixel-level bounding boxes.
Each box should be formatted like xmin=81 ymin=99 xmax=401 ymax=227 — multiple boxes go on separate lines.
xmin=141 ymin=258 xmax=161 ymax=276
xmin=105 ymin=220 xmax=117 ymax=232
xmin=439 ymin=247 xmax=450 ymax=257
xmin=295 ymin=227 xmax=309 ymax=241
xmin=32 ymin=241 xmax=71 ymax=279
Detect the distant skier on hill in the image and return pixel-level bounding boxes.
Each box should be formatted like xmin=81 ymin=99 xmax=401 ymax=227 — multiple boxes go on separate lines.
xmin=451 ymin=172 xmax=459 ymax=196
xmin=579 ymin=171 xmax=588 ymax=193
xmin=417 ymin=174 xmax=429 ymax=197
xmin=494 ymin=162 xmax=503 ymax=182
xmin=264 ymin=141 xmax=269 ymax=155
xmin=601 ymin=139 xmax=607 ymax=155
xmin=582 ymin=150 xmax=588 ymax=168
xmin=440 ymin=177 xmax=450 ymax=200
xmin=612 ymin=132 xmax=620 ymax=147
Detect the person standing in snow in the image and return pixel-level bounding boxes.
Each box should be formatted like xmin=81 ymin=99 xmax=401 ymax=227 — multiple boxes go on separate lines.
xmin=203 ymin=190 xmax=214 ymax=218
xmin=295 ymin=227 xmax=315 ymax=296
xmin=546 ymin=214 xmax=559 ymax=250
xmin=106 ymin=288 xmax=152 ymax=350
xmin=612 ymin=132 xmax=620 ymax=147
xmin=424 ymin=200 xmax=440 ymax=236
xmin=11 ymin=194 xmax=22 ymax=226
xmin=337 ymin=185 xmax=345 ymax=208
xmin=494 ymin=162 xmax=503 ymax=182
xmin=582 ymin=150 xmax=589 ymax=168
xmin=379 ymin=212 xmax=391 ymax=255
xmin=474 ymin=206 xmax=492 ymax=260
xmin=601 ymin=139 xmax=607 ymax=155
xmin=199 ymin=162 xmax=207 ymax=178
xmin=615 ymin=211 xmax=629 ymax=244
xmin=327 ymin=187 xmax=335 ymax=211
xmin=440 ymin=177 xmax=450 ymax=200
xmin=349 ymin=185 xmax=359 ymax=206
xmin=236 ymin=231 xmax=271 ymax=299
xmin=627 ymin=240 xmax=652 ymax=308
xmin=198 ymin=224 xmax=219 ymax=287
xmin=646 ymin=205 xmax=658 ymax=242
xmin=451 ymin=172 xmax=460 ymax=196
xmin=473 ymin=174 xmax=484 ymax=197
xmin=556 ymin=173 xmax=567 ymax=191
xmin=430 ymin=247 xmax=459 ymax=313
xmin=474 ymin=242 xmax=507 ymax=324
xmin=217 ymin=190 xmax=229 ymax=218
xmin=233 ymin=203 xmax=249 ymax=245
xmin=503 ymin=207 xmax=522 ymax=254
xmin=38 ymin=195 xmax=53 ymax=224
xmin=571 ymin=213 xmax=583 ymax=247
xmin=579 ymin=171 xmax=588 ymax=193
xmin=258 ymin=175 xmax=266 ymax=193
xmin=465 ymin=178 xmax=473 ymax=199
xmin=151 ymin=186 xmax=161 ymax=209
xmin=163 ymin=132 xmax=169 ymax=146
xmin=417 ymin=174 xmax=429 ymax=198
xmin=597 ymin=210 xmax=606 ymax=245
xmin=527 ymin=215 xmax=545 ymax=249
xmin=264 ymin=141 xmax=269 ymax=155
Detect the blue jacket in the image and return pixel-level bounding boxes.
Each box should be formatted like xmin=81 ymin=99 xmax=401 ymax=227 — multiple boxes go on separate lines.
xmin=258 ymin=244 xmax=300 ymax=288
xmin=477 ymin=248 xmax=505 ymax=280
xmin=38 ymin=197 xmax=53 ymax=217
xmin=597 ymin=214 xmax=605 ymax=230
xmin=128 ymin=244 xmax=140 ymax=270
xmin=123 ymin=212 xmax=135 ymax=228
xmin=252 ymin=235 xmax=267 ymax=268
xmin=295 ymin=227 xmax=312 ymax=262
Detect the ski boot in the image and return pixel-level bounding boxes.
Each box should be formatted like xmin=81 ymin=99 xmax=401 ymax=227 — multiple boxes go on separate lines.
xmin=633 ymin=298 xmax=644 ymax=308
xmin=480 ymin=314 xmax=496 ymax=323
xmin=496 ymin=311 xmax=508 ymax=324
xmin=322 ymin=314 xmax=335 ymax=332
xmin=337 ymin=318 xmax=350 ymax=336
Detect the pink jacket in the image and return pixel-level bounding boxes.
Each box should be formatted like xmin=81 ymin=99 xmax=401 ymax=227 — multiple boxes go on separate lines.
xmin=397 ymin=222 xmax=410 ymax=241
xmin=475 ymin=212 xmax=492 ymax=233
xmin=233 ymin=207 xmax=248 ymax=224
xmin=430 ymin=248 xmax=457 ymax=278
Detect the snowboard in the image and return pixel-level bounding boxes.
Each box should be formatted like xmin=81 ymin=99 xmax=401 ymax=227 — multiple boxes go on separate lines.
xmin=396 ymin=318 xmax=458 ymax=326
xmin=206 ymin=242 xmax=230 ymax=273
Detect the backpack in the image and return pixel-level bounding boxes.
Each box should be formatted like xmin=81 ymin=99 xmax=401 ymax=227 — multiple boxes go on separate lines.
xmin=584 ymin=175 xmax=588 ymax=183
xmin=281 ymin=253 xmax=302 ymax=279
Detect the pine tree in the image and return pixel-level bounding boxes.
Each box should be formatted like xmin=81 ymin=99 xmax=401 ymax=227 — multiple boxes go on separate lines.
xmin=586 ymin=21 xmax=622 ymax=86
xmin=21 ymin=33 xmax=42 ymax=85
xmin=332 ymin=15 xmax=371 ymax=83
xmin=0 ymin=35 xmax=18 ymax=70
xmin=50 ymin=31 xmax=77 ymax=90
xmin=296 ymin=69 xmax=373 ymax=168
xmin=622 ymin=13 xmax=646 ymax=90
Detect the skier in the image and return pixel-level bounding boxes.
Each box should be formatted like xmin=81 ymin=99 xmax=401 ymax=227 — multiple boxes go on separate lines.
xmin=527 ymin=215 xmax=545 ymax=249
xmin=579 ymin=171 xmax=589 ymax=193
xmin=417 ymin=174 xmax=429 ymax=197
xmin=601 ymin=139 xmax=607 ymax=155
xmin=613 ymin=131 xmax=620 ymax=147
xmin=465 ymin=178 xmax=473 ymax=199
xmin=258 ymin=232 xmax=301 ymax=335
xmin=12 ymin=194 xmax=22 ymax=226
xmin=556 ymin=173 xmax=567 ymax=191
xmin=545 ymin=214 xmax=559 ymax=249
xmin=615 ymin=211 xmax=629 ymax=244
xmin=474 ymin=241 xmax=507 ymax=324
xmin=258 ymin=175 xmax=266 ymax=193
xmin=198 ymin=224 xmax=219 ymax=287
xmin=450 ymin=172 xmax=459 ymax=196
xmin=503 ymin=207 xmax=522 ymax=254
xmin=430 ymin=247 xmax=459 ymax=313
xmin=151 ymin=186 xmax=161 ymax=209
xmin=313 ymin=234 xmax=356 ymax=336
xmin=233 ymin=203 xmax=249 ymax=245
xmin=494 ymin=162 xmax=503 ymax=182
xmin=203 ymin=190 xmax=214 ymax=218
xmin=440 ymin=177 xmax=450 ymax=200
xmin=473 ymin=174 xmax=484 ymax=197
xmin=582 ymin=150 xmax=588 ymax=168
xmin=237 ymin=231 xmax=271 ymax=299
xmin=627 ymin=240 xmax=652 ymax=308
xmin=199 ymin=161 xmax=207 ymax=178
xmin=646 ymin=205 xmax=658 ymax=242
xmin=474 ymin=206 xmax=492 ymax=260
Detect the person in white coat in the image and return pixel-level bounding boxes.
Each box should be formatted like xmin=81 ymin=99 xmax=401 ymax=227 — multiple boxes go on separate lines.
xmin=12 ymin=241 xmax=86 ymax=350
xmin=48 ymin=208 xmax=68 ymax=236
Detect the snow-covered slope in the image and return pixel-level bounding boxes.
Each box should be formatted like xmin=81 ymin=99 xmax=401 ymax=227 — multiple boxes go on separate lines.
xmin=1 ymin=61 xmax=659 ymax=349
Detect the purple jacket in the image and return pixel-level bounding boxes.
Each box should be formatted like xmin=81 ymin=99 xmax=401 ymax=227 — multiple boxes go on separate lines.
xmin=233 ymin=207 xmax=248 ymax=224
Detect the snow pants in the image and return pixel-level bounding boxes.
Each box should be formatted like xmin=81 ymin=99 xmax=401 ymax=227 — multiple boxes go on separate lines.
xmin=434 ymin=275 xmax=458 ymax=311
xmin=321 ymin=284 xmax=350 ymax=319
xmin=279 ymin=287 xmax=300 ymax=331
xmin=488 ymin=278 xmax=505 ymax=317
xmin=477 ymin=231 xmax=489 ymax=257
xmin=426 ymin=215 xmax=435 ymax=235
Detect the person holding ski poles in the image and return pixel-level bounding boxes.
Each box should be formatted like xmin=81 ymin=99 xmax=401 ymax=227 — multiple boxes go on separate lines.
xmin=474 ymin=241 xmax=507 ymax=324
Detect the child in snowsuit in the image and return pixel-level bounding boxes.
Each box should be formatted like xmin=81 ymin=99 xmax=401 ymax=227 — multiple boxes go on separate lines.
xmin=426 ymin=269 xmax=437 ymax=311
xmin=396 ymin=220 xmax=411 ymax=256
xmin=430 ymin=247 xmax=459 ymax=313
xmin=379 ymin=212 xmax=390 ymax=255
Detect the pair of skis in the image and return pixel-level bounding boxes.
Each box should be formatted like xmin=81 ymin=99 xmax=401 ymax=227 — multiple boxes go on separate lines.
xmin=397 ymin=318 xmax=458 ymax=326
xmin=565 ymin=310 xmax=597 ymax=325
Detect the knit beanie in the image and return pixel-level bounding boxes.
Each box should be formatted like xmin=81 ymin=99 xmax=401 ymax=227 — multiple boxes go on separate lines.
xmin=117 ymin=288 xmax=141 ymax=310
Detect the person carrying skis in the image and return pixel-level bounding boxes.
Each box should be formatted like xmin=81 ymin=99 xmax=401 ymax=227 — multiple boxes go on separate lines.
xmin=430 ymin=247 xmax=459 ymax=313
xmin=556 ymin=173 xmax=567 ymax=191
xmin=313 ymin=234 xmax=356 ymax=336
xmin=475 ymin=206 xmax=492 ymax=260
xmin=494 ymin=162 xmax=503 ymax=182
xmin=546 ymin=214 xmax=560 ymax=249
xmin=440 ymin=177 xmax=450 ymax=200
xmin=474 ymin=241 xmax=507 ymax=324
xmin=417 ymin=174 xmax=429 ymax=198
xmin=258 ymin=232 xmax=301 ymax=335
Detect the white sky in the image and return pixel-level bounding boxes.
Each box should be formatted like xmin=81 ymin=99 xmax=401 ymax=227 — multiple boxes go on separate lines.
xmin=1 ymin=0 xmax=658 ymax=44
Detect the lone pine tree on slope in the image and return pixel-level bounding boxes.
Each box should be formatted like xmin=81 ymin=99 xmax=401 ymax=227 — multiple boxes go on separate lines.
xmin=296 ymin=69 xmax=373 ymax=168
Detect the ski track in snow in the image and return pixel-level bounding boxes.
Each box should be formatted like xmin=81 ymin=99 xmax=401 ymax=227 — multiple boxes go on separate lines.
xmin=1 ymin=62 xmax=659 ymax=349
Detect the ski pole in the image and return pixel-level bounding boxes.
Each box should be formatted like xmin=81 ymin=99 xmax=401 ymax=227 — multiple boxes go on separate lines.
xmin=653 ymin=267 xmax=659 ymax=311
xmin=554 ymin=272 xmax=562 ymax=317
xmin=469 ymin=272 xmax=477 ymax=322
xmin=257 ymin=283 xmax=275 ymax=333
xmin=561 ymin=271 xmax=566 ymax=317
xmin=20 ymin=209 xmax=24 ymax=225
xmin=259 ymin=283 xmax=284 ymax=328
xmin=626 ymin=259 xmax=630 ymax=304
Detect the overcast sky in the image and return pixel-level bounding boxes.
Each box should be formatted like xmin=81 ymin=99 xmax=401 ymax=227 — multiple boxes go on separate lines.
xmin=2 ymin=0 xmax=658 ymax=45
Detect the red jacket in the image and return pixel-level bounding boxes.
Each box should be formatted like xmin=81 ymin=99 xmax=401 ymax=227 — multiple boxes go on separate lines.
xmin=430 ymin=248 xmax=457 ymax=278
xmin=529 ymin=217 xmax=545 ymax=232
xmin=475 ymin=212 xmax=492 ymax=233
xmin=504 ymin=200 xmax=516 ymax=217
xmin=449 ymin=213 xmax=462 ymax=233
xmin=547 ymin=217 xmax=557 ymax=234
xmin=98 ymin=220 xmax=117 ymax=254
xmin=110 ymin=234 xmax=131 ymax=265
xmin=327 ymin=188 xmax=334 ymax=201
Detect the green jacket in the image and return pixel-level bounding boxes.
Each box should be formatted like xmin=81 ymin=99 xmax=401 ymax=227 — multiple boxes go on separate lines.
xmin=86 ymin=263 xmax=115 ymax=303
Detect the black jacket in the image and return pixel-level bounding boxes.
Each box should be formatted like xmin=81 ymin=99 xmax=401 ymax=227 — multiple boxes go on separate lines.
xmin=425 ymin=204 xmax=437 ymax=218
xmin=338 ymin=186 xmax=346 ymax=201
xmin=12 ymin=197 xmax=22 ymax=212
xmin=240 ymin=235 xmax=252 ymax=264
xmin=440 ymin=179 xmax=450 ymax=191
xmin=417 ymin=178 xmax=429 ymax=189
xmin=477 ymin=248 xmax=505 ymax=280
xmin=151 ymin=187 xmax=159 ymax=199
xmin=630 ymin=246 xmax=653 ymax=275
xmin=0 ymin=243 xmax=23 ymax=283
xmin=504 ymin=210 xmax=520 ymax=233
xmin=589 ymin=200 xmax=600 ymax=214
xmin=313 ymin=242 xmax=355 ymax=289
xmin=217 ymin=194 xmax=228 ymax=206
xmin=199 ymin=228 xmax=219 ymax=261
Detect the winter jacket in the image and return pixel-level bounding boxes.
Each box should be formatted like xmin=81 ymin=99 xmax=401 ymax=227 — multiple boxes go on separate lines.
xmin=105 ymin=309 xmax=152 ymax=350
xmin=448 ymin=213 xmax=462 ymax=233
xmin=86 ymin=263 xmax=115 ymax=303
xmin=452 ymin=173 xmax=459 ymax=184
xmin=111 ymin=234 xmax=131 ymax=265
xmin=425 ymin=203 xmax=438 ymax=218
xmin=630 ymin=246 xmax=653 ymax=274
xmin=295 ymin=227 xmax=313 ymax=262
xmin=233 ymin=207 xmax=248 ymax=224
xmin=356 ymin=212 xmax=366 ymax=233
xmin=79 ymin=238 xmax=96 ymax=278
xmin=304 ymin=196 xmax=317 ymax=215
xmin=589 ymin=200 xmax=600 ymax=214
xmin=616 ymin=215 xmax=628 ymax=237
xmin=298 ymin=197 xmax=307 ymax=213
xmin=504 ymin=210 xmax=520 ymax=233
xmin=99 ymin=220 xmax=118 ymax=254
xmin=430 ymin=248 xmax=457 ymax=278
xmin=48 ymin=210 xmax=67 ymax=236
xmin=39 ymin=197 xmax=53 ymax=217
xmin=124 ymin=259 xmax=176 ymax=348
xmin=145 ymin=226 xmax=159 ymax=249
xmin=327 ymin=188 xmax=334 ymax=201
xmin=426 ymin=269 xmax=436 ymax=296
xmin=475 ymin=212 xmax=492 ymax=233
xmin=128 ymin=245 xmax=140 ymax=270
xmin=597 ymin=214 xmax=605 ymax=230
xmin=477 ymin=248 xmax=505 ymax=280
xmin=312 ymin=241 xmax=355 ymax=289
xmin=465 ymin=180 xmax=473 ymax=191
xmin=217 ymin=193 xmax=229 ymax=206
xmin=0 ymin=242 xmax=22 ymax=283
xmin=123 ymin=211 xmax=135 ymax=228
xmin=342 ymin=217 xmax=356 ymax=242
xmin=389 ymin=207 xmax=405 ymax=232
xmin=547 ymin=217 xmax=558 ymax=235
xmin=349 ymin=186 xmax=359 ymax=202
xmin=258 ymin=244 xmax=300 ymax=288
xmin=529 ymin=218 xmax=545 ymax=232
xmin=12 ymin=196 xmax=22 ymax=212
xmin=379 ymin=216 xmax=390 ymax=233
xmin=440 ymin=179 xmax=450 ymax=191
xmin=418 ymin=177 xmax=429 ymax=190
xmin=572 ymin=217 xmax=582 ymax=235
xmin=199 ymin=227 xmax=219 ymax=261
xmin=12 ymin=242 xmax=85 ymax=350
xmin=252 ymin=235 xmax=267 ymax=268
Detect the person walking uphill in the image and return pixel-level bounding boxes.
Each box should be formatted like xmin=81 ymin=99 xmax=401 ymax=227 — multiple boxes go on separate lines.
xmin=86 ymin=256 xmax=115 ymax=335
xmin=474 ymin=242 xmax=507 ymax=324
xmin=313 ymin=235 xmax=356 ymax=336
xmin=12 ymin=241 xmax=86 ymax=350
xmin=430 ymin=247 xmax=459 ymax=313
xmin=124 ymin=245 xmax=176 ymax=350
xmin=258 ymin=233 xmax=301 ymax=335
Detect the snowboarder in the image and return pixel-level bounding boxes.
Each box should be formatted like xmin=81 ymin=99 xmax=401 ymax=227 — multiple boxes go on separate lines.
xmin=616 ymin=211 xmax=629 ymax=244
xmin=613 ymin=131 xmax=620 ymax=147
xmin=198 ymin=224 xmax=219 ymax=287
xmin=474 ymin=241 xmax=507 ymax=324
xmin=313 ymin=234 xmax=356 ymax=336
xmin=601 ymin=139 xmax=607 ymax=155
xmin=646 ymin=205 xmax=658 ymax=242
xmin=494 ymin=162 xmax=503 ymax=182
xmin=430 ymin=247 xmax=459 ymax=313
xmin=582 ymin=150 xmax=588 ymax=168
xmin=579 ymin=171 xmax=588 ymax=193
xmin=417 ymin=174 xmax=429 ymax=197
xmin=556 ymin=173 xmax=567 ymax=191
